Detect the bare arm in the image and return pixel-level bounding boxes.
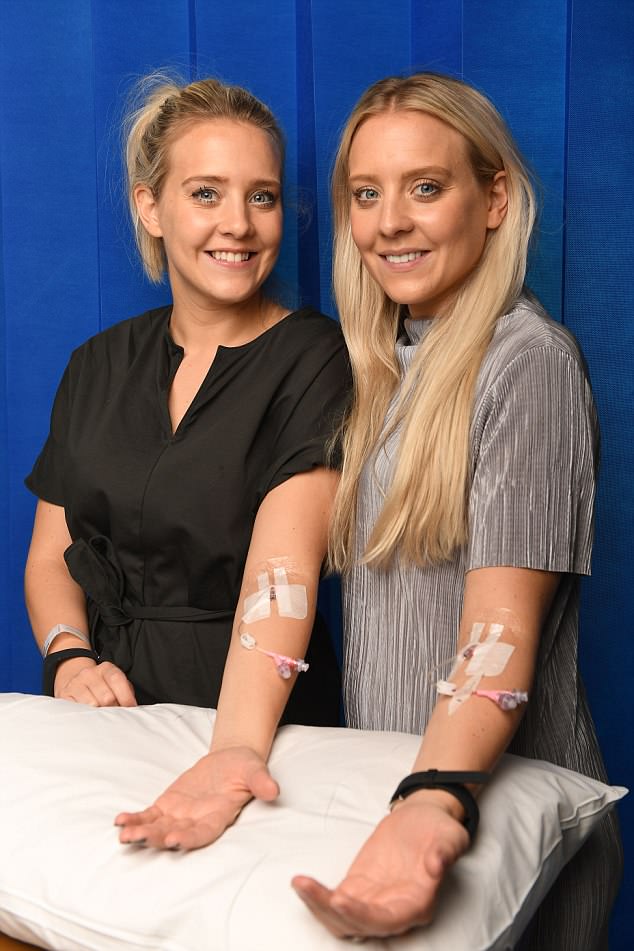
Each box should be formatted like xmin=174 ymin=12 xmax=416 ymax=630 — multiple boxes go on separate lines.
xmin=211 ymin=466 xmax=338 ymax=757
xmin=116 ymin=466 xmax=338 ymax=849
xmin=25 ymin=500 xmax=89 ymax=652
xmin=292 ymin=566 xmax=560 ymax=938
xmin=408 ymin=566 xmax=559 ymax=803
xmin=25 ymin=500 xmax=136 ymax=706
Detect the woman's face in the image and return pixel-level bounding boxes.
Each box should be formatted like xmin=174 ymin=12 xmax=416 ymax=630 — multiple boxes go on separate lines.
xmin=347 ymin=110 xmax=507 ymax=318
xmin=137 ymin=119 xmax=283 ymax=312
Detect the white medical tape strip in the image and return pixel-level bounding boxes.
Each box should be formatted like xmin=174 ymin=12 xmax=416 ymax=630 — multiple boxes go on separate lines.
xmin=242 ymin=573 xmax=271 ymax=623
xmin=465 ymin=641 xmax=515 ymax=677
xmin=272 ymin=567 xmax=308 ymax=619
xmin=242 ymin=567 xmax=308 ymax=624
xmin=435 ymin=680 xmax=456 ymax=696
xmin=448 ymin=675 xmax=482 ymax=715
xmin=447 ymin=620 xmax=487 ymax=679
xmin=441 ymin=622 xmax=516 ymax=714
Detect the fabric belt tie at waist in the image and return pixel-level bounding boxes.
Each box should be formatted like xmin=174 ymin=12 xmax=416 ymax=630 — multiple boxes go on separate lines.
xmin=64 ymin=535 xmax=233 ymax=628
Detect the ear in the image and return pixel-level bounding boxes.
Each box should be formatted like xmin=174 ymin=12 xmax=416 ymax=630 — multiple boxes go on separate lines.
xmin=134 ymin=184 xmax=163 ymax=238
xmin=486 ymin=171 xmax=508 ymax=230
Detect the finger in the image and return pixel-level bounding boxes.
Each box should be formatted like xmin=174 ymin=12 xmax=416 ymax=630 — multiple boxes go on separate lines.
xmin=168 ymin=811 xmax=239 ymax=851
xmin=425 ymin=831 xmax=468 ymax=879
xmin=291 ymin=877 xmax=353 ymax=938
xmin=115 ymin=805 xmax=162 ymax=828
xmin=120 ymin=815 xmax=180 ymax=848
xmin=102 ymin=666 xmax=137 ymax=707
xmin=424 ymin=845 xmax=452 ymax=879
xmin=66 ymin=666 xmax=119 ymax=706
xmin=87 ymin=681 xmax=119 ymax=706
xmin=330 ymin=889 xmax=412 ymax=935
xmin=65 ymin=682 xmax=103 ymax=707
xmin=249 ymin=766 xmax=279 ymax=802
xmin=291 ymin=875 xmax=332 ymax=904
xmin=56 ymin=688 xmax=82 ymax=703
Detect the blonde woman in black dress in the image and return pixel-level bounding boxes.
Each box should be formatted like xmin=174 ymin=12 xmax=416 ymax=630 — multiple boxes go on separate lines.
xmin=25 ymin=75 xmax=349 ymax=849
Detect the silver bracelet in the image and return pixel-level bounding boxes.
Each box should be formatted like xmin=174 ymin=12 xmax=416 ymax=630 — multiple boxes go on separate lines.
xmin=41 ymin=624 xmax=90 ymax=658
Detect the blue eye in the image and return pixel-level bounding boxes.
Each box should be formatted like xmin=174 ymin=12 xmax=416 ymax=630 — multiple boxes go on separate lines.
xmin=250 ymin=190 xmax=276 ymax=206
xmin=191 ymin=186 xmax=218 ymax=204
xmin=414 ymin=181 xmax=440 ymax=199
xmin=353 ymin=187 xmax=380 ymax=204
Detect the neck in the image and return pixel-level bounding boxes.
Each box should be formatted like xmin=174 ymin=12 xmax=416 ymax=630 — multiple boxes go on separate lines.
xmin=169 ymin=293 xmax=282 ymax=353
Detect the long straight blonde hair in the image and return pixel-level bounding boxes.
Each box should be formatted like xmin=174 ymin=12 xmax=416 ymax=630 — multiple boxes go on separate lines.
xmin=329 ymin=73 xmax=536 ymax=572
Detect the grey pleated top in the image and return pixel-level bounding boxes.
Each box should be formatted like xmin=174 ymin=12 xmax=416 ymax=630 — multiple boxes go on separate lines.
xmin=342 ymin=297 xmax=607 ymax=781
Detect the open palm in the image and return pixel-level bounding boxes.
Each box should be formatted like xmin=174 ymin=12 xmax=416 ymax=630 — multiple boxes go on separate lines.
xmin=292 ymin=800 xmax=468 ymax=939
xmin=115 ymin=747 xmax=279 ymax=851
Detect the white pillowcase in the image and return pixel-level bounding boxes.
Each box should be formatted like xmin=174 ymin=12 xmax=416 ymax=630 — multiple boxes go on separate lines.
xmin=0 ymin=693 xmax=625 ymax=951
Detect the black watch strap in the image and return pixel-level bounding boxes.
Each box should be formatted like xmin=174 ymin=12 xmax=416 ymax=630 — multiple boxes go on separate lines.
xmin=389 ymin=769 xmax=490 ymax=842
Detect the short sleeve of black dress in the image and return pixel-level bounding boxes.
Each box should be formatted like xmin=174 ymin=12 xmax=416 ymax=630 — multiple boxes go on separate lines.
xmin=26 ymin=362 xmax=73 ymax=506
xmin=25 ymin=306 xmax=351 ymax=720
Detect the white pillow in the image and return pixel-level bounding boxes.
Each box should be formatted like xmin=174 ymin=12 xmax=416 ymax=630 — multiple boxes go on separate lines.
xmin=0 ymin=693 xmax=625 ymax=951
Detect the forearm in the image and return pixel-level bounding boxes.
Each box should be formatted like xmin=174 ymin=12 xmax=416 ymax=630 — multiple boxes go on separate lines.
xmin=25 ymin=500 xmax=90 ymax=657
xmin=25 ymin=556 xmax=88 ymax=650
xmin=412 ymin=629 xmax=530 ymax=775
xmin=211 ymin=468 xmax=337 ymax=759
xmin=403 ymin=567 xmax=560 ymax=818
xmin=211 ymin=608 xmax=315 ymax=758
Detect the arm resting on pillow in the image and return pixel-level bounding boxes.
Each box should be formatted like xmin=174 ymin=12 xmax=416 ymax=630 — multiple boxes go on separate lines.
xmin=25 ymin=500 xmax=136 ymax=706
xmin=292 ymin=565 xmax=560 ymax=939
xmin=115 ymin=466 xmax=338 ymax=851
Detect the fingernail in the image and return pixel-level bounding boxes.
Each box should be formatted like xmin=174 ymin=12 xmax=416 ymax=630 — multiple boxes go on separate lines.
xmin=128 ymin=838 xmax=147 ymax=846
xmin=167 ymin=843 xmax=181 ymax=851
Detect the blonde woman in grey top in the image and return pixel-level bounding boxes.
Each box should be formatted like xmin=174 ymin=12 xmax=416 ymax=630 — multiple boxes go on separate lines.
xmin=292 ymin=74 xmax=621 ymax=949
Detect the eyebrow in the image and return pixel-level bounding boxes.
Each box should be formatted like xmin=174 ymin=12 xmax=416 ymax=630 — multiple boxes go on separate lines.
xmin=181 ymin=175 xmax=281 ymax=188
xmin=348 ymin=165 xmax=453 ymax=183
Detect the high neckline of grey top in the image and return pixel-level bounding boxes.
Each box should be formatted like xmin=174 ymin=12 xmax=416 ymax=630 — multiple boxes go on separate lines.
xmin=401 ymin=316 xmax=435 ymax=346
xmin=399 ymin=298 xmax=528 ymax=351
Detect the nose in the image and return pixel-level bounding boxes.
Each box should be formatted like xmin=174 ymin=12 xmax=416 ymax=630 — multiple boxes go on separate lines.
xmin=378 ymin=192 xmax=413 ymax=238
xmin=218 ymin=195 xmax=253 ymax=239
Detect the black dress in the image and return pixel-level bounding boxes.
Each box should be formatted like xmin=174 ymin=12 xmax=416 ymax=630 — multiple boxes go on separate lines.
xmin=26 ymin=305 xmax=351 ymax=724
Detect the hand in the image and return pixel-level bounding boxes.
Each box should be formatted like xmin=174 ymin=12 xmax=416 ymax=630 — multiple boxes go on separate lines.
xmin=115 ymin=747 xmax=279 ymax=851
xmin=54 ymin=657 xmax=137 ymax=707
xmin=292 ymin=797 xmax=469 ymax=939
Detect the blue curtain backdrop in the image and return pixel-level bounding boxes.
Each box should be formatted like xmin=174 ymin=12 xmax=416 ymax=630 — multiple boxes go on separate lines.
xmin=0 ymin=1 xmax=632 ymax=945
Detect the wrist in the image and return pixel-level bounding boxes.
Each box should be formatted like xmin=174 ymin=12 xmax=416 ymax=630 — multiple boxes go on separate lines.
xmin=47 ymin=632 xmax=91 ymax=654
xmin=389 ymin=769 xmax=489 ymax=842
xmin=390 ymin=787 xmax=466 ymax=823
xmin=43 ymin=647 xmax=98 ymax=697
xmin=210 ymin=732 xmax=272 ymax=759
xmin=41 ymin=623 xmax=90 ymax=657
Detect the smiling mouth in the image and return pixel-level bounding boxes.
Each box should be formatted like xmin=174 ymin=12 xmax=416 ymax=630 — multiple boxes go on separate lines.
xmin=382 ymin=251 xmax=424 ymax=264
xmin=208 ymin=250 xmax=254 ymax=263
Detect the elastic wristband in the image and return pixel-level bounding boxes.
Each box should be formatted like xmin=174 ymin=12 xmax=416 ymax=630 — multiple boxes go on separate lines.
xmin=389 ymin=769 xmax=490 ymax=843
xmin=43 ymin=648 xmax=98 ymax=697
xmin=42 ymin=623 xmax=90 ymax=658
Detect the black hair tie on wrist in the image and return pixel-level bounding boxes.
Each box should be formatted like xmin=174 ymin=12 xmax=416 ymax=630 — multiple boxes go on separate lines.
xmin=42 ymin=647 xmax=98 ymax=697
xmin=389 ymin=769 xmax=490 ymax=843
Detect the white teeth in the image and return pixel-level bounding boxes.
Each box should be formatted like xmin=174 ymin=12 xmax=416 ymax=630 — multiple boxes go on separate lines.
xmin=385 ymin=251 xmax=423 ymax=263
xmin=210 ymin=251 xmax=251 ymax=262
